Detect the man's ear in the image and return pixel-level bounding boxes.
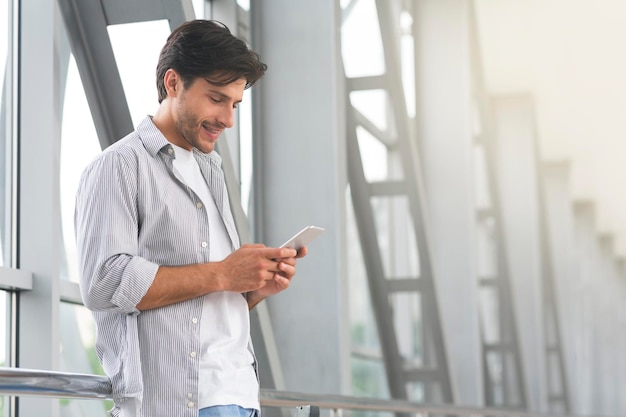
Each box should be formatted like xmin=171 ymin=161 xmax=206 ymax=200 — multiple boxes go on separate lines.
xmin=163 ymin=69 xmax=180 ymax=97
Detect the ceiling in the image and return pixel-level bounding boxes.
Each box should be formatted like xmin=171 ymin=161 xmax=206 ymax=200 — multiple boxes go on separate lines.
xmin=475 ymin=0 xmax=626 ymax=256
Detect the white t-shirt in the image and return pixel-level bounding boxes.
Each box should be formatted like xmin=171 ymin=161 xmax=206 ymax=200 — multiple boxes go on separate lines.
xmin=171 ymin=144 xmax=259 ymax=410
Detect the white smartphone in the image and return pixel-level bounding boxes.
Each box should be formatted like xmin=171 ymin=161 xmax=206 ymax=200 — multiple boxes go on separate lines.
xmin=280 ymin=225 xmax=325 ymax=250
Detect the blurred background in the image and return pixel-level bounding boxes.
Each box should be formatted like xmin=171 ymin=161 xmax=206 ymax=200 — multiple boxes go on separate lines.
xmin=1 ymin=0 xmax=625 ymax=416
xmin=476 ymin=0 xmax=626 ymax=250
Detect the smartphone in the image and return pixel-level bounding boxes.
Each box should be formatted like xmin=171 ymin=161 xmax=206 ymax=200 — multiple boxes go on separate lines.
xmin=279 ymin=226 xmax=325 ymax=250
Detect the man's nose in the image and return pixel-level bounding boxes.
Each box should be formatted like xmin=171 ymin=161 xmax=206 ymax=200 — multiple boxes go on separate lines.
xmin=217 ymin=106 xmax=235 ymax=128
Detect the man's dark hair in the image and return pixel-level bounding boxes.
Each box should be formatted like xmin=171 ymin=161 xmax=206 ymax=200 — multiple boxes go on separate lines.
xmin=156 ymin=19 xmax=267 ymax=103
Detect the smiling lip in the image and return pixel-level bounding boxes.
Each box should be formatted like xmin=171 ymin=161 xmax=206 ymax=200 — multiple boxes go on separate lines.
xmin=202 ymin=124 xmax=222 ymax=141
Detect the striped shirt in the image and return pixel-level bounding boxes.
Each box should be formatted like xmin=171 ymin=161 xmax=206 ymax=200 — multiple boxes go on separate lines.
xmin=74 ymin=116 xmax=258 ymax=417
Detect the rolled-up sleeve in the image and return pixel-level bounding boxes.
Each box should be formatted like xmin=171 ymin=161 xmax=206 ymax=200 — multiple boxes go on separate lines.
xmin=75 ymin=149 xmax=158 ymax=314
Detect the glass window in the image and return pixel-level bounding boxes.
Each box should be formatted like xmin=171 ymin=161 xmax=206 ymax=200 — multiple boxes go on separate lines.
xmin=60 ymin=55 xmax=101 ymax=284
xmin=340 ymin=0 xmax=385 ymax=78
xmin=239 ymin=89 xmax=253 ymax=215
xmin=400 ymin=10 xmax=415 ymax=118
xmin=0 ymin=290 xmax=12 ymax=416
xmin=236 ymin=0 xmax=250 ymax=11
xmin=0 ymin=0 xmax=15 ymax=268
xmin=59 ymin=302 xmax=111 ymax=416
xmin=107 ymin=20 xmax=171 ymax=127
xmin=193 ymin=0 xmax=205 ymax=18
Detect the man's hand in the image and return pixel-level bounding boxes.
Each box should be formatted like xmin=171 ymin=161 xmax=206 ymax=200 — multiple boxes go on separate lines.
xmin=218 ymin=244 xmax=298 ymax=293
xmin=245 ymin=245 xmax=308 ymax=309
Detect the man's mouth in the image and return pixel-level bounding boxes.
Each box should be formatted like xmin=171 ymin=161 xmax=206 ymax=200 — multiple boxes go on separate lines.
xmin=202 ymin=123 xmax=221 ymax=139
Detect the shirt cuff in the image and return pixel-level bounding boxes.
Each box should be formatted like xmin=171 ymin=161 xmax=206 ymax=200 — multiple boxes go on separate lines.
xmin=111 ymin=256 xmax=160 ymax=313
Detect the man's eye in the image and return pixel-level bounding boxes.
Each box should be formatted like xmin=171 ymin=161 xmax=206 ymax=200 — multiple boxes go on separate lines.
xmin=210 ymin=97 xmax=222 ymax=103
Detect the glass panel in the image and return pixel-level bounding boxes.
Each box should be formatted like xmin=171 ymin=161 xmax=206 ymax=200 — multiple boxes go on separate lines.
xmin=406 ymin=381 xmax=425 ymax=403
xmin=370 ymin=196 xmax=418 ymax=278
xmin=351 ymin=357 xmax=390 ymax=399
xmin=193 ymin=0 xmax=205 ymax=18
xmin=473 ymin=144 xmax=491 ymax=211
xmin=386 ymin=150 xmax=404 ymax=181
xmin=346 ymin=189 xmax=381 ymax=352
xmin=60 ymin=55 xmax=102 ymax=283
xmin=479 ymin=286 xmax=500 ymax=344
xmin=0 ymin=0 xmax=14 ymax=268
xmin=0 ymin=394 xmax=7 ymax=416
xmin=236 ymin=0 xmax=250 ymax=11
xmin=400 ymin=10 xmax=416 ymax=118
xmin=504 ymin=351 xmax=522 ymax=407
xmin=59 ymin=302 xmax=112 ymax=416
xmin=0 ymin=291 xmax=10 ymax=366
xmin=356 ymin=127 xmax=387 ymax=183
xmin=0 ymin=290 xmax=12 ymax=416
xmin=391 ymin=292 xmax=422 ymax=363
xmin=350 ymin=89 xmax=389 ymax=133
xmin=0 ymin=4 xmax=14 ymax=415
xmin=239 ymin=89 xmax=253 ymax=215
xmin=340 ymin=0 xmax=385 ymax=78
xmin=339 ymin=0 xmax=352 ymax=10
xmin=486 ymin=350 xmax=504 ymax=404
xmin=476 ymin=217 xmax=497 ymax=279
xmin=107 ymin=20 xmax=171 ymax=127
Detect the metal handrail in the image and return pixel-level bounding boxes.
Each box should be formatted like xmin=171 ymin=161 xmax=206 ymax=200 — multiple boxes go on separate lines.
xmin=260 ymin=390 xmax=580 ymax=417
xmin=0 ymin=367 xmax=608 ymax=417
xmin=0 ymin=367 xmax=111 ymax=399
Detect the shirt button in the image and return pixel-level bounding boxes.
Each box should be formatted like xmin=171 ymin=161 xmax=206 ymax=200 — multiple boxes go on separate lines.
xmin=191 ymin=317 xmax=198 ymax=324
xmin=187 ymin=401 xmax=195 ymax=408
xmin=168 ymin=148 xmax=174 ymax=155
xmin=196 ymin=202 xmax=204 ymax=209
xmin=201 ymin=241 xmax=207 ymax=248
xmin=190 ymin=351 xmax=197 ymax=358
xmin=187 ymin=393 xmax=193 ymax=399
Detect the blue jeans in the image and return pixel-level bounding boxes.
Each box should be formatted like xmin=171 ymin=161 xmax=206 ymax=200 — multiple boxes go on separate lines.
xmin=199 ymin=405 xmax=259 ymax=417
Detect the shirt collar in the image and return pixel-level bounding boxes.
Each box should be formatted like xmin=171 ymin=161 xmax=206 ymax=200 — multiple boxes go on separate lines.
xmin=137 ymin=116 xmax=172 ymax=157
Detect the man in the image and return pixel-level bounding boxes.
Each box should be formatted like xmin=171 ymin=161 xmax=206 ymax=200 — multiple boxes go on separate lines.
xmin=75 ymin=19 xmax=305 ymax=417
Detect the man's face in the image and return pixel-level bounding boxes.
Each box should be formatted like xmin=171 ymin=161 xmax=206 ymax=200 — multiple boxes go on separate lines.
xmin=172 ymin=76 xmax=245 ymax=154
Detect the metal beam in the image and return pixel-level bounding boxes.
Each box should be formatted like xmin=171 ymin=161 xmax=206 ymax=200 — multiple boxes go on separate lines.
xmin=101 ymin=0 xmax=194 ymax=27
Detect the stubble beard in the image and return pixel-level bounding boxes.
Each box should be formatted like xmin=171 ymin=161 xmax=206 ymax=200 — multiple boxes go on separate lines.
xmin=174 ymin=107 xmax=208 ymax=153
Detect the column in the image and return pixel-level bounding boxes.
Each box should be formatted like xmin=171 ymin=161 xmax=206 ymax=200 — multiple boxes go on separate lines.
xmin=252 ymin=1 xmax=348 ymax=394
xmin=543 ymin=162 xmax=580 ymax=412
xmin=493 ymin=94 xmax=546 ymax=411
xmin=572 ymin=202 xmax=601 ymax=414
xmin=415 ymin=0 xmax=483 ymax=405
xmin=18 ymin=0 xmax=62 ymax=416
